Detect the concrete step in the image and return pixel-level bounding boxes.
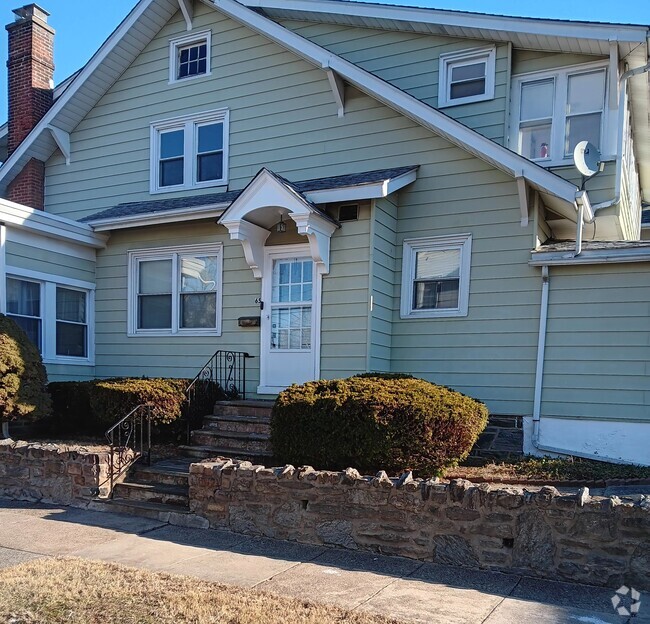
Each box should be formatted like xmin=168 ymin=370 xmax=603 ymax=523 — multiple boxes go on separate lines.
xmin=89 ymin=498 xmax=208 ymax=528
xmin=112 ymin=482 xmax=189 ymax=507
xmin=203 ymin=415 xmax=271 ymax=435
xmin=213 ymin=400 xmax=274 ymax=419
xmin=190 ymin=429 xmax=272 ymax=454
xmin=178 ymin=444 xmax=273 ymax=461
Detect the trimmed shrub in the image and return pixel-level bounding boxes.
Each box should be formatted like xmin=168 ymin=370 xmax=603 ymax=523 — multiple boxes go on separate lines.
xmin=47 ymin=381 xmax=96 ymax=435
xmin=0 ymin=314 xmax=52 ymax=426
xmin=271 ymin=375 xmax=488 ymax=477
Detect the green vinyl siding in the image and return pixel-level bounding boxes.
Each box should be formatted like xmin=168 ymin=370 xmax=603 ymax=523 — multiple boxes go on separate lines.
xmin=368 ymin=196 xmax=398 ymax=372
xmin=5 ymin=241 xmax=95 ymax=284
xmin=46 ymin=364 xmax=95 ymax=383
xmin=512 ymin=50 xmax=605 ymax=75
xmin=541 ymin=263 xmax=650 ymax=423
xmin=280 ymin=20 xmax=510 ymax=145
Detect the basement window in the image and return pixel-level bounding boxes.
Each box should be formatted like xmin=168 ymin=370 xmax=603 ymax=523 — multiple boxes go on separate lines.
xmin=169 ymin=31 xmax=212 ymax=83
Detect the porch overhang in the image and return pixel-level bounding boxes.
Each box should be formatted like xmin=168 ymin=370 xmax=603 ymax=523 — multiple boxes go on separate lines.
xmin=219 ymin=168 xmax=339 ymax=277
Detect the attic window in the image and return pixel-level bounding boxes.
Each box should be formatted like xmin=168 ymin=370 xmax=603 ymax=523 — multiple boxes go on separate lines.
xmin=169 ymin=31 xmax=211 ymax=83
xmin=438 ymin=47 xmax=496 ymax=108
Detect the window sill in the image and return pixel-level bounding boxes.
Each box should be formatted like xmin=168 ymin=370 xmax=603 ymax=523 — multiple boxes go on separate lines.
xmin=400 ymin=309 xmax=468 ymax=320
xmin=149 ymin=181 xmax=228 ymax=195
xmin=168 ymin=71 xmax=212 ymax=86
xmin=127 ymin=330 xmax=222 ymax=338
xmin=43 ymin=358 xmax=95 ymax=367
xmin=438 ymin=93 xmax=494 ymax=108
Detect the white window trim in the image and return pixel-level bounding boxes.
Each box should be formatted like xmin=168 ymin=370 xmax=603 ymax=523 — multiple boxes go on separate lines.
xmin=127 ymin=243 xmax=223 ymax=337
xmin=438 ymin=46 xmax=496 ymax=108
xmin=4 ymin=267 xmax=95 ymax=366
xmin=149 ymin=108 xmax=229 ymax=194
xmin=168 ymin=30 xmax=212 ymax=85
xmin=510 ymin=61 xmax=611 ymax=167
xmin=400 ymin=234 xmax=472 ymax=319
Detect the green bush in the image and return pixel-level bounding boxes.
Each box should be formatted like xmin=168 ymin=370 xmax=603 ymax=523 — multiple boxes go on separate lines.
xmin=47 ymin=381 xmax=95 ymax=435
xmin=271 ymin=375 xmax=489 ymax=477
xmin=0 ymin=314 xmax=52 ymax=428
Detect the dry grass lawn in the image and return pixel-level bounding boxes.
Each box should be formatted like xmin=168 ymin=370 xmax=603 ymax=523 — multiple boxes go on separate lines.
xmin=0 ymin=558 xmax=402 ymax=624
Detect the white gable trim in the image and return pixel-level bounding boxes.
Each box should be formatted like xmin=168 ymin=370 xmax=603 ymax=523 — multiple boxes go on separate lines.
xmin=212 ymin=0 xmax=580 ymax=208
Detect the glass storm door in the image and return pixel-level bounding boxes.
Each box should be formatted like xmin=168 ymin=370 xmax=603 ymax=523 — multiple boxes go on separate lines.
xmin=259 ymin=246 xmax=318 ymax=392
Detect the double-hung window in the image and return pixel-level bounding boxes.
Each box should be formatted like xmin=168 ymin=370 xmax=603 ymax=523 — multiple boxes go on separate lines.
xmin=511 ymin=64 xmax=608 ymax=164
xmin=150 ymin=109 xmax=229 ymax=193
xmin=400 ymin=234 xmax=472 ymax=319
xmin=439 ymin=47 xmax=496 ymax=107
xmin=5 ymin=275 xmax=93 ymax=363
xmin=169 ymin=31 xmax=211 ymax=83
xmin=129 ymin=244 xmax=222 ymax=336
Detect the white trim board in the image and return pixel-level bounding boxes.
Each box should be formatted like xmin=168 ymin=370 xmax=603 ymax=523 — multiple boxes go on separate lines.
xmin=6 ymin=228 xmax=97 ymax=262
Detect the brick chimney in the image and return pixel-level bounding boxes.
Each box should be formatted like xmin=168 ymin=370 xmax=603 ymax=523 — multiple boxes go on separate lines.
xmin=5 ymin=4 xmax=55 ymax=210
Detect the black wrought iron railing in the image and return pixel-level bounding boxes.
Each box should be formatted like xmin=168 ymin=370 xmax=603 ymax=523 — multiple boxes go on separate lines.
xmin=104 ymin=403 xmax=152 ymax=493
xmin=184 ymin=350 xmax=253 ymax=442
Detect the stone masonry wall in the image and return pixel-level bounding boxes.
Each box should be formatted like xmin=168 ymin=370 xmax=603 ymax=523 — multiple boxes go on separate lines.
xmin=0 ymin=439 xmax=119 ymax=506
xmin=190 ymin=459 xmax=650 ymax=590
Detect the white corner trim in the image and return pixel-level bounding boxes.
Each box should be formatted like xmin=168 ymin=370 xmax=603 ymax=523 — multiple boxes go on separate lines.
xmin=178 ymin=0 xmax=194 ymax=30
xmin=211 ymin=0 xmax=580 ymax=206
xmin=325 ymin=69 xmax=345 ymax=117
xmin=0 ymin=197 xmax=108 ymax=248
xmin=400 ymin=233 xmax=472 ymax=319
xmin=438 ymin=46 xmax=496 ymax=108
xmin=47 ymin=125 xmax=71 ymax=165
xmin=0 ymin=224 xmax=6 ymax=314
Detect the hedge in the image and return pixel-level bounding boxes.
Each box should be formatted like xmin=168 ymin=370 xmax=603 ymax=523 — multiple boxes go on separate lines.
xmin=0 ymin=314 xmax=51 ymax=427
xmin=47 ymin=377 xmax=225 ymax=436
xmin=271 ymin=374 xmax=489 ymax=477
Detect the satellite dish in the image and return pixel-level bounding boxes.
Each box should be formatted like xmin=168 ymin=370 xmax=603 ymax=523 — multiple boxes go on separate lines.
xmin=573 ymin=141 xmax=601 ymax=178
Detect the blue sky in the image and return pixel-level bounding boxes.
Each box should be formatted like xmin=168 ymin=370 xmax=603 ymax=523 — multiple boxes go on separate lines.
xmin=1 ymin=0 xmax=650 ymax=122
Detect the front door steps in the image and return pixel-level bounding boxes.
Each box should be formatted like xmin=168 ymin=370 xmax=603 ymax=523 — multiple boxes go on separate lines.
xmin=91 ymin=400 xmax=274 ymax=523
xmin=179 ymin=399 xmax=274 ymax=461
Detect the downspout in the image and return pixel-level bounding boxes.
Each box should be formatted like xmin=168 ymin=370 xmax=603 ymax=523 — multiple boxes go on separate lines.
xmin=590 ymin=57 xmax=650 ymax=215
xmin=531 ymin=265 xmax=634 ymax=464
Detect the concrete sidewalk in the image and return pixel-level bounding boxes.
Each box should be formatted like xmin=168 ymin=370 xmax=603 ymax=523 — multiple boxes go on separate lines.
xmin=0 ymin=500 xmax=647 ymax=624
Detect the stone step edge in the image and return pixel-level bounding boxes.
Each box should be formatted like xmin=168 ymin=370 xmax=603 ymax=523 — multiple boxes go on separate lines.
xmin=192 ymin=430 xmax=270 ymax=441
xmin=178 ymin=444 xmax=273 ymax=458
xmin=214 ymin=400 xmax=275 ymax=408
xmin=205 ymin=414 xmax=272 ymax=424
xmin=88 ymin=499 xmax=209 ymax=529
xmin=115 ymin=482 xmax=188 ymax=496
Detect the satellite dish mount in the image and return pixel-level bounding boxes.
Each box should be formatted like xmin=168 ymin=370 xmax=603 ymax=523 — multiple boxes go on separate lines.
xmin=573 ymin=140 xmax=603 ymax=190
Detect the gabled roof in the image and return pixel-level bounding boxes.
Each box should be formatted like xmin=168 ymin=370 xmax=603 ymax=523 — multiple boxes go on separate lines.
xmin=0 ymin=0 xmax=595 ymax=219
xmin=81 ymin=166 xmax=418 ymax=230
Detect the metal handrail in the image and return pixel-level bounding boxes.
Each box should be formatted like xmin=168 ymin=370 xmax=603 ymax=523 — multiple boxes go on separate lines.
xmin=184 ymin=350 xmax=253 ymax=443
xmin=105 ymin=402 xmax=152 ymax=494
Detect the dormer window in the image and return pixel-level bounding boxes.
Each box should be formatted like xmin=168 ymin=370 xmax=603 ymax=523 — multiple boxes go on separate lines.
xmin=511 ymin=64 xmax=608 ymax=165
xmin=439 ymin=47 xmax=496 ymax=107
xmin=169 ymin=31 xmax=212 ymax=84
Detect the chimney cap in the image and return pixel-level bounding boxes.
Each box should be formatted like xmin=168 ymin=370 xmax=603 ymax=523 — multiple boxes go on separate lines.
xmin=12 ymin=4 xmax=50 ymax=23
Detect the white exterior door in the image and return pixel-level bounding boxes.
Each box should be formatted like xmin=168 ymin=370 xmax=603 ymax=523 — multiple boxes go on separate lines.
xmin=259 ymin=245 xmax=320 ymax=394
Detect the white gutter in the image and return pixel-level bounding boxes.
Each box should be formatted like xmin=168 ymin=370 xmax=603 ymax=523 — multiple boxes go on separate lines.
xmin=591 ymin=58 xmax=650 ymax=215
xmin=531 ymin=264 xmax=638 ymax=464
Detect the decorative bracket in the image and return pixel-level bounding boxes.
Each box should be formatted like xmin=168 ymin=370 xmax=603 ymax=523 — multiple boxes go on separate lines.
xmin=178 ymin=0 xmax=194 ymax=31
xmin=292 ymin=212 xmax=338 ymax=275
xmin=325 ymin=69 xmax=345 ymax=118
xmin=47 ymin=125 xmax=71 ymax=165
xmin=221 ymin=219 xmax=270 ymax=279
xmin=515 ymin=171 xmax=529 ymax=227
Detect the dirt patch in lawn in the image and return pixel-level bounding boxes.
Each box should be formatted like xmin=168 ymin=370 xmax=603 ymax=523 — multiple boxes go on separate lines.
xmin=0 ymin=558 xmax=402 ymax=624
xmin=446 ymin=456 xmax=650 ymax=486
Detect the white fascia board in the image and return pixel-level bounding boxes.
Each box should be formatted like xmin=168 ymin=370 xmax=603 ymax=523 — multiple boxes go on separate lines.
xmin=212 ymin=0 xmax=580 ymax=206
xmin=87 ymin=203 xmax=230 ymax=232
xmin=305 ymin=168 xmax=418 ymax=203
xmin=0 ymin=198 xmax=108 ymax=248
xmin=530 ymin=247 xmax=650 ymax=266
xmin=0 ymin=0 xmax=158 ymax=191
xmin=244 ymin=0 xmax=649 ymax=44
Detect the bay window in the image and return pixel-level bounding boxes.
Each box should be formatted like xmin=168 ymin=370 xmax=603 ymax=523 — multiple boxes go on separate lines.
xmin=129 ymin=244 xmax=222 ymax=336
xmin=511 ymin=64 xmax=608 ymax=164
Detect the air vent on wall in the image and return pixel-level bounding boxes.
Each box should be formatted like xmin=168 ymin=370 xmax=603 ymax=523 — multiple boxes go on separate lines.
xmin=338 ymin=204 xmax=359 ymax=222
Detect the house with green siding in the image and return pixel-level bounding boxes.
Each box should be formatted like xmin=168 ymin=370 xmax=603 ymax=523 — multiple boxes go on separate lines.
xmin=0 ymin=0 xmax=649 ymax=465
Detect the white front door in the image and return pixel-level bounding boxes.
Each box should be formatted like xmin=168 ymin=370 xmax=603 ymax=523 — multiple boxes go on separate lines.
xmin=258 ymin=245 xmax=320 ymax=394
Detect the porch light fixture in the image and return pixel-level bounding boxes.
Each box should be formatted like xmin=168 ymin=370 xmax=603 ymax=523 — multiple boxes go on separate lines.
xmin=276 ymin=213 xmax=287 ymax=233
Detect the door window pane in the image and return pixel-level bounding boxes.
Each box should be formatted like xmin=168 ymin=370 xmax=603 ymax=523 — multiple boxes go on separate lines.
xmin=271 ymin=306 xmax=311 ymax=350
xmin=272 ymin=258 xmax=312 ymax=303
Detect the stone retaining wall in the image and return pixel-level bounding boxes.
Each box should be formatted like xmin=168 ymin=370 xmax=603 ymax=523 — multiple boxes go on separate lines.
xmin=190 ymin=459 xmax=650 ymax=590
xmin=0 ymin=439 xmax=120 ymax=506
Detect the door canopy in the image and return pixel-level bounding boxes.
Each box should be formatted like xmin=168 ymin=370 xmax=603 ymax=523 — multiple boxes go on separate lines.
xmin=219 ymin=168 xmax=339 ymax=277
